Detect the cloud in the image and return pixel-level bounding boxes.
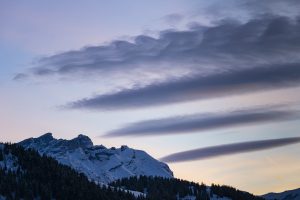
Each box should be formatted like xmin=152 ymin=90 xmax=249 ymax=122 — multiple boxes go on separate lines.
xmin=240 ymin=0 xmax=300 ymax=18
xmin=12 ymin=73 xmax=28 ymax=81
xmin=15 ymin=14 xmax=300 ymax=82
xmin=103 ymin=106 xmax=299 ymax=137
xmin=26 ymin=13 xmax=299 ymax=110
xmin=163 ymin=13 xmax=184 ymax=26
xmin=199 ymin=0 xmax=300 ymax=23
xmin=14 ymin=5 xmax=300 ymax=113
xmin=160 ymin=137 xmax=300 ymax=163
xmin=66 ymin=63 xmax=300 ymax=110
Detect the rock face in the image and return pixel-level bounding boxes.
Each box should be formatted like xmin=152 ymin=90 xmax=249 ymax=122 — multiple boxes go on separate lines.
xmin=19 ymin=133 xmax=173 ymax=183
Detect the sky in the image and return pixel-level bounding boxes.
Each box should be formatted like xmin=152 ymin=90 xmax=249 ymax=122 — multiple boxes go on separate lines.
xmin=1 ymin=0 xmax=300 ymax=195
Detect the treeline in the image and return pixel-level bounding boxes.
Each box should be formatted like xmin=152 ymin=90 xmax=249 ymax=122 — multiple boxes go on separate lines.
xmin=0 ymin=143 xmax=144 ymax=200
xmin=210 ymin=184 xmax=265 ymax=200
xmin=110 ymin=176 xmax=210 ymax=200
xmin=111 ymin=176 xmax=266 ymax=200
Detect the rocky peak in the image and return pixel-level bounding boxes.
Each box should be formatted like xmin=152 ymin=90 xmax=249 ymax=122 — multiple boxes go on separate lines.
xmin=68 ymin=134 xmax=93 ymax=149
xmin=37 ymin=133 xmax=54 ymax=141
xmin=19 ymin=133 xmax=174 ymax=183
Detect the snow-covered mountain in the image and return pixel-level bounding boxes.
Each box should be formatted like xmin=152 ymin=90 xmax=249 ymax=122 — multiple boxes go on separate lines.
xmin=262 ymin=188 xmax=300 ymax=200
xmin=2 ymin=140 xmax=284 ymax=200
xmin=19 ymin=133 xmax=173 ymax=184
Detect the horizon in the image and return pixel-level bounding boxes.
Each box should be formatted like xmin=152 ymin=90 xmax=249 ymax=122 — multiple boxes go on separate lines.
xmin=1 ymin=0 xmax=300 ymax=195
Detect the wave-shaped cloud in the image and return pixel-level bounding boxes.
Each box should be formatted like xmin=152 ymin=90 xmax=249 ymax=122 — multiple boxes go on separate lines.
xmin=66 ymin=64 xmax=300 ymax=110
xmin=160 ymin=137 xmax=300 ymax=163
xmin=103 ymin=106 xmax=299 ymax=137
xmin=15 ymin=14 xmax=300 ymax=81
xmin=15 ymin=12 xmax=300 ymax=112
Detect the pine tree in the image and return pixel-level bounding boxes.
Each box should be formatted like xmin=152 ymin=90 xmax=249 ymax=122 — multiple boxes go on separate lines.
xmin=0 ymin=150 xmax=3 ymax=161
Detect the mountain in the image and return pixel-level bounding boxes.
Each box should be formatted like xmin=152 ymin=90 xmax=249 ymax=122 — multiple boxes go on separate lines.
xmin=0 ymin=142 xmax=264 ymax=200
xmin=19 ymin=133 xmax=173 ymax=184
xmin=262 ymin=188 xmax=300 ymax=200
xmin=3 ymin=133 xmax=295 ymax=200
xmin=0 ymin=134 xmax=286 ymax=200
xmin=0 ymin=143 xmax=143 ymax=200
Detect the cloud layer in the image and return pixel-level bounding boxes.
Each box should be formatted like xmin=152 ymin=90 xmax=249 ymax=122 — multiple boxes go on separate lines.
xmin=104 ymin=106 xmax=299 ymax=137
xmin=67 ymin=63 xmax=300 ymax=110
xmin=160 ymin=137 xmax=300 ymax=163
xmin=16 ymin=12 xmax=300 ymax=111
xmin=16 ymin=14 xmax=300 ymax=81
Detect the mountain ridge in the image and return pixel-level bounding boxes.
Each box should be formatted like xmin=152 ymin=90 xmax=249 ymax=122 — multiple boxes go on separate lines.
xmin=262 ymin=188 xmax=300 ymax=200
xmin=1 ymin=134 xmax=299 ymax=200
xmin=15 ymin=133 xmax=300 ymax=200
xmin=19 ymin=133 xmax=173 ymax=184
xmin=0 ymin=143 xmax=142 ymax=200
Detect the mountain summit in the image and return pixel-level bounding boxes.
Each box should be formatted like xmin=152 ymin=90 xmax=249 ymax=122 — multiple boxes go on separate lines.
xmin=19 ymin=133 xmax=173 ymax=183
